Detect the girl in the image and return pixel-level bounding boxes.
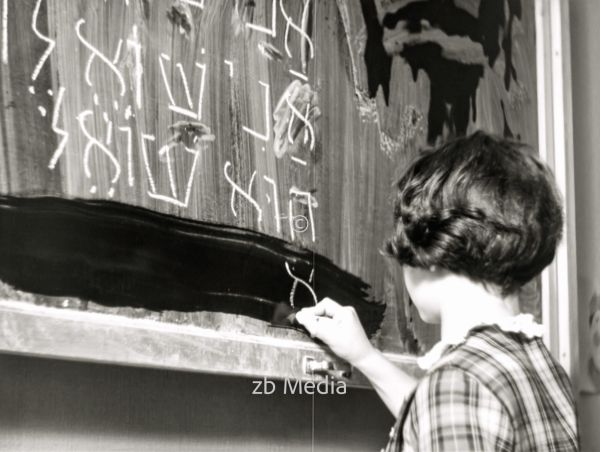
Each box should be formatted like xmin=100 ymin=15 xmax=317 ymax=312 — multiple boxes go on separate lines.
xmin=296 ymin=132 xmax=579 ymax=451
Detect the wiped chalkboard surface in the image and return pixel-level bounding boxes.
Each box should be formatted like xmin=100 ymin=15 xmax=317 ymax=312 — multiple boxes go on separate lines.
xmin=0 ymin=0 xmax=539 ymax=359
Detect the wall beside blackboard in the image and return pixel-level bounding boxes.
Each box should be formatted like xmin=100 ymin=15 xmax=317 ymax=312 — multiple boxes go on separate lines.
xmin=0 ymin=0 xmax=539 ymax=358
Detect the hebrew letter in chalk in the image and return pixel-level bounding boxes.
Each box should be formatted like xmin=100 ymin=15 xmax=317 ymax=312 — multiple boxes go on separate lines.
xmin=75 ymin=19 xmax=126 ymax=96
xmin=279 ymin=0 xmax=314 ymax=73
xmin=242 ymin=80 xmax=271 ymax=142
xmin=263 ymin=176 xmax=281 ymax=234
xmin=273 ymin=80 xmax=320 ymax=158
xmin=140 ymin=134 xmax=201 ymax=208
xmin=244 ymin=0 xmax=277 ymax=37
xmin=288 ymin=187 xmax=317 ymax=242
xmin=159 ymin=54 xmax=207 ymax=120
xmin=76 ymin=110 xmax=122 ymax=197
xmin=31 ymin=0 xmax=56 ymax=81
xmin=223 ymin=161 xmax=263 ymax=222
xmin=285 ymin=261 xmax=317 ymax=308
xmin=48 ymin=86 xmax=68 ymax=170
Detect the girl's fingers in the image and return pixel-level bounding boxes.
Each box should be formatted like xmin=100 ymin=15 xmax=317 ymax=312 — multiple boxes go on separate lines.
xmin=295 ymin=312 xmax=335 ymax=340
xmin=299 ymin=297 xmax=343 ymax=319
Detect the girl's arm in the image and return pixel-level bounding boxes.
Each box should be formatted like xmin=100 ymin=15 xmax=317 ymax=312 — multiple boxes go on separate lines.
xmin=295 ymin=298 xmax=418 ymax=417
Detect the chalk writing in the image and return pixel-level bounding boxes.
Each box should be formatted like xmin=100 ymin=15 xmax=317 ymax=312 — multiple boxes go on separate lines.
xmin=242 ymin=80 xmax=271 ymax=141
xmin=159 ymin=54 xmax=207 ymax=120
xmin=118 ymin=126 xmax=134 ymax=187
xmin=126 ymin=25 xmax=143 ymax=109
xmin=48 ymin=86 xmax=68 ymax=170
xmin=285 ymin=261 xmax=317 ymax=307
xmin=77 ymin=110 xmax=121 ymax=189
xmin=279 ymin=0 xmax=314 ymax=72
xmin=263 ymin=175 xmax=281 ymax=233
xmin=224 ymin=161 xmax=263 ymax=222
xmin=288 ymin=187 xmax=316 ymax=242
xmin=75 ymin=19 xmax=126 ymax=96
xmin=31 ymin=0 xmax=55 ymax=81
xmin=141 ymin=133 xmax=202 ymax=208
xmin=245 ymin=0 xmax=277 ymax=36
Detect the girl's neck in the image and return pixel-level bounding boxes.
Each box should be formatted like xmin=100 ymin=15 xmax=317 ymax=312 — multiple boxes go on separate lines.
xmin=439 ymin=275 xmax=520 ymax=344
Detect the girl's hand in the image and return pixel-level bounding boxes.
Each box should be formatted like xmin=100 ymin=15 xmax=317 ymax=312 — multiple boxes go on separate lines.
xmin=295 ymin=297 xmax=376 ymax=366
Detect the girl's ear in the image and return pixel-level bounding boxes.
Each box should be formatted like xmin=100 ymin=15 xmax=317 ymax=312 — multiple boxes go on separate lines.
xmin=429 ymin=265 xmax=436 ymax=273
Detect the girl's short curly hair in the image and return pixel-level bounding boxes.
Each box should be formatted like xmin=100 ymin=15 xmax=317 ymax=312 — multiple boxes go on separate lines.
xmin=385 ymin=131 xmax=564 ymax=296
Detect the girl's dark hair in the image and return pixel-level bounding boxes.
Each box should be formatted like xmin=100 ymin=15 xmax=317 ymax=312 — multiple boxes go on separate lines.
xmin=385 ymin=131 xmax=564 ymax=296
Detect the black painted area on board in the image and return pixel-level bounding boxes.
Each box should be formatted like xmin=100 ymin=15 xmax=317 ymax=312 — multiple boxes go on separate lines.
xmin=0 ymin=196 xmax=385 ymax=337
xmin=360 ymin=0 xmax=522 ymax=143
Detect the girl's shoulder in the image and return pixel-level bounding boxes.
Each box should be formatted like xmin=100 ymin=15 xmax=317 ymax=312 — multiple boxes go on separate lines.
xmin=419 ymin=316 xmax=574 ymax=413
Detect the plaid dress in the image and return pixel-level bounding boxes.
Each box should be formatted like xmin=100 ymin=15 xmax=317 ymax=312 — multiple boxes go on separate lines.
xmin=382 ymin=320 xmax=579 ymax=451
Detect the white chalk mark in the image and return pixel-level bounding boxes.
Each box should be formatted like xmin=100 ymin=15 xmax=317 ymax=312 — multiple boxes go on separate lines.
xmin=245 ymin=0 xmax=276 ymax=36
xmin=224 ymin=59 xmax=233 ymax=78
xmin=118 ymin=126 xmax=134 ymax=187
xmin=303 ymin=103 xmax=310 ymax=144
xmin=176 ymin=63 xmax=194 ymax=110
xmin=280 ymin=0 xmax=314 ymax=64
xmin=31 ymin=0 xmax=56 ymax=81
xmin=286 ymin=93 xmax=315 ymax=150
xmin=105 ymin=120 xmax=113 ymax=145
xmin=2 ymin=0 xmax=7 ymax=65
xmin=93 ymin=93 xmax=99 ymax=106
xmin=47 ymin=89 xmax=53 ymax=96
xmin=287 ymin=105 xmax=295 ymax=145
xmin=194 ymin=62 xmax=206 ymax=119
xmin=161 ymin=58 xmax=206 ymax=120
xmin=261 ymin=146 xmax=266 ymax=152
xmin=112 ymin=39 xmax=123 ymax=64
xmin=124 ymin=104 xmax=133 ymax=120
xmin=224 ymin=161 xmax=262 ymax=221
xmin=140 ymin=134 xmax=157 ymax=194
xmin=126 ymin=25 xmax=143 ymax=109
xmin=85 ymin=39 xmax=122 ymax=89
xmin=263 ymin=176 xmax=281 ymax=233
xmin=48 ymin=86 xmax=68 ymax=169
xmin=28 ymin=86 xmax=35 ymax=94
xmin=288 ymin=69 xmax=308 ymax=81
xmin=107 ymin=187 xmax=115 ymax=198
xmin=76 ymin=19 xmax=126 ymax=96
xmin=290 ymin=156 xmax=307 ymax=166
xmin=38 ymin=106 xmax=46 ymax=117
xmin=147 ymin=145 xmax=201 ymax=208
xmin=201 ymin=47 xmax=205 ymax=54
xmin=84 ymin=54 xmax=96 ymax=87
xmin=90 ymin=185 xmax=97 ymax=194
xmin=285 ymin=262 xmax=318 ymax=306
xmin=158 ymin=145 xmax=178 ymax=198
xmin=181 ymin=0 xmax=204 ymax=8
xmin=167 ymin=105 xmax=198 ymax=119
xmin=159 ymin=54 xmax=177 ymax=108
xmin=242 ymin=81 xmax=270 ymax=141
xmin=266 ymin=194 xmax=271 ymax=203
xmin=102 ymin=111 xmax=109 ymax=122
xmin=77 ymin=110 xmax=121 ymax=184
xmin=113 ymin=100 xmax=119 ymax=111
xmin=289 ymin=187 xmax=316 ymax=242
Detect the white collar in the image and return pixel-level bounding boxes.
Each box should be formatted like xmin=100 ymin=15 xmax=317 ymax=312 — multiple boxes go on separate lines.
xmin=416 ymin=313 xmax=544 ymax=370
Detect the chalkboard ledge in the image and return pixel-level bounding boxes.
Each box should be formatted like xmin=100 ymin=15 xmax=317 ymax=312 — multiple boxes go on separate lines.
xmin=0 ymin=300 xmax=422 ymax=388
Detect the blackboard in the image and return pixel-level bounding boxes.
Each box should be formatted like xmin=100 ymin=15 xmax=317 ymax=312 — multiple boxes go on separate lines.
xmin=0 ymin=0 xmax=540 ymax=379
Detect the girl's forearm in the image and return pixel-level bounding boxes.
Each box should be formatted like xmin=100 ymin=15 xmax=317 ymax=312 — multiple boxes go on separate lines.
xmin=353 ymin=348 xmax=418 ymax=418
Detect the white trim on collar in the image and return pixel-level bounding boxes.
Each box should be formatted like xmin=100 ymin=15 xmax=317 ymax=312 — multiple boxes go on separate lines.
xmin=416 ymin=313 xmax=544 ymax=370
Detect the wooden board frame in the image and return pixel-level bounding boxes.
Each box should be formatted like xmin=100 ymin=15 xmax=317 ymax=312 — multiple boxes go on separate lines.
xmin=0 ymin=0 xmax=578 ymax=390
xmin=535 ymin=0 xmax=579 ymax=387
